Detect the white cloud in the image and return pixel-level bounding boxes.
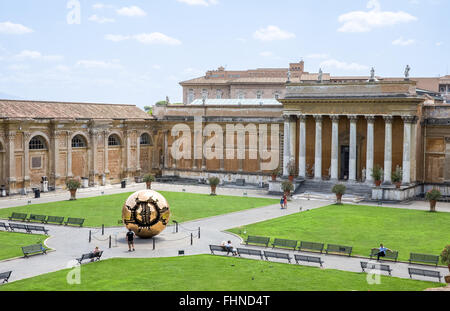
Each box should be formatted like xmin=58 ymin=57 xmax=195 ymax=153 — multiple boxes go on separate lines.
xmin=436 ymin=41 xmax=444 ymax=46
xmin=116 ymin=6 xmax=147 ymax=17
xmin=0 ymin=21 xmax=33 ymax=35
xmin=93 ymin=3 xmax=115 ymax=9
xmin=76 ymin=60 xmax=122 ymax=69
xmin=152 ymin=65 xmax=162 ymax=70
xmin=306 ymin=53 xmax=329 ymax=59
xmin=338 ymin=0 xmax=417 ymax=33
xmin=320 ymin=59 xmax=368 ymax=72
xmin=8 ymin=64 xmax=29 ymax=71
xmin=259 ymin=51 xmax=273 ymax=57
xmin=106 ymin=33 xmax=182 ymax=45
xmin=392 ymin=37 xmax=415 ymax=46
xmin=89 ymin=15 xmax=115 ymax=24
xmin=15 ymin=50 xmax=63 ymax=62
xmin=177 ymin=0 xmax=218 ymax=6
xmin=253 ymin=25 xmax=295 ymax=41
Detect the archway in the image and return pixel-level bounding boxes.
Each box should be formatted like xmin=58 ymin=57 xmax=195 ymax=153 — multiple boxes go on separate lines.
xmin=107 ymin=133 xmax=123 ymax=182
xmin=28 ymin=135 xmax=50 ymax=188
xmin=71 ymin=134 xmax=89 ymax=179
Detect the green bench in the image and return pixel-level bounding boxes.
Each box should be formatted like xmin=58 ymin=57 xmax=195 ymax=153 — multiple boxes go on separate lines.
xmin=0 ymin=271 xmax=12 ymax=284
xmin=326 ymin=244 xmax=353 ymax=257
xmin=408 ymin=268 xmax=441 ymax=282
xmin=272 ymin=238 xmax=298 ymax=250
xmin=22 ymin=244 xmax=47 ymax=258
xmin=245 ymin=235 xmax=270 ymax=247
xmin=46 ymin=216 xmax=65 ymax=225
xmin=65 ymin=218 xmax=85 ymax=227
xmin=370 ymin=248 xmax=399 ymax=262
xmin=298 ymin=241 xmax=325 ymax=254
xmin=236 ymin=248 xmax=264 ymax=260
xmin=295 ymin=254 xmax=324 ymax=267
xmin=408 ymin=253 xmax=439 ymax=267
xmin=360 ymin=261 xmax=392 ymax=276
xmin=8 ymin=213 xmax=27 ymax=222
xmin=263 ymin=251 xmax=292 ymax=263
xmin=27 ymin=214 xmax=47 ymax=223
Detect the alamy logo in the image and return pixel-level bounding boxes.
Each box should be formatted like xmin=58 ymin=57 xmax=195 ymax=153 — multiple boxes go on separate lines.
xmin=67 ymin=0 xmax=81 ymax=25
xmin=66 ymin=259 xmax=81 ymax=285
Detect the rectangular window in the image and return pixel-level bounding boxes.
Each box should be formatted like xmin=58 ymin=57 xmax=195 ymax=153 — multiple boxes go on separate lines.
xmin=31 ymin=156 xmax=42 ymax=169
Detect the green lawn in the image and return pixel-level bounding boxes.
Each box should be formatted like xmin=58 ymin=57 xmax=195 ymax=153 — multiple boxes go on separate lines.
xmin=0 ymin=255 xmax=442 ymax=291
xmin=0 ymin=231 xmax=48 ymax=261
xmin=0 ymin=191 xmax=278 ymax=228
xmin=228 ymin=204 xmax=450 ymax=263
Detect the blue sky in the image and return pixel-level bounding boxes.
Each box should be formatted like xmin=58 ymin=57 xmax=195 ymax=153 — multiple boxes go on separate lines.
xmin=0 ymin=0 xmax=448 ymax=108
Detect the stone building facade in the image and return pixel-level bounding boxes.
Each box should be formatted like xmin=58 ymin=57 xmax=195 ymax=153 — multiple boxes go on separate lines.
xmin=0 ymin=100 xmax=160 ymax=195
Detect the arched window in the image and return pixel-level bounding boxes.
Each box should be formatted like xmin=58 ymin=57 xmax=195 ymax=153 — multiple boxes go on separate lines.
xmin=140 ymin=133 xmax=152 ymax=146
xmin=29 ymin=136 xmax=46 ymax=150
xmin=72 ymin=135 xmax=87 ymax=148
xmin=108 ymin=134 xmax=121 ymax=146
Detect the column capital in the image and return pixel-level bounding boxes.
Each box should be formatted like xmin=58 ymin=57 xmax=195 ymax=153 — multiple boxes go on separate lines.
xmin=23 ymin=131 xmax=32 ymax=140
xmin=348 ymin=115 xmax=358 ymax=122
xmin=66 ymin=130 xmax=73 ymax=137
xmin=383 ymin=115 xmax=393 ymax=123
xmin=330 ymin=115 xmax=340 ymax=122
xmin=365 ymin=115 xmax=376 ymax=122
xmin=402 ymin=115 xmax=417 ymax=123
xmin=313 ymin=114 xmax=323 ymax=122
xmin=297 ymin=114 xmax=307 ymax=121
xmin=6 ymin=132 xmax=16 ymax=140
xmin=89 ymin=129 xmax=99 ymax=136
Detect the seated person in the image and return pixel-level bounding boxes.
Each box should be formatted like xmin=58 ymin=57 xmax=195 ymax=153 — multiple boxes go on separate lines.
xmin=91 ymin=247 xmax=101 ymax=261
xmin=225 ymin=240 xmax=237 ymax=256
xmin=376 ymin=243 xmax=391 ymax=261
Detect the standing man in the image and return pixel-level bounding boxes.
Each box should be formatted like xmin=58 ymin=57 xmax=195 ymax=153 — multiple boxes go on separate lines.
xmin=126 ymin=229 xmax=135 ymax=252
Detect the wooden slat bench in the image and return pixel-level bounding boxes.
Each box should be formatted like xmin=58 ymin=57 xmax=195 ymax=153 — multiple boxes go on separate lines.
xmin=370 ymin=248 xmax=399 ymax=262
xmin=209 ymin=245 xmax=232 ymax=255
xmin=0 ymin=271 xmax=12 ymax=284
xmin=9 ymin=223 xmax=31 ymax=233
xmin=325 ymin=244 xmax=352 ymax=257
xmin=237 ymin=248 xmax=264 ymax=260
xmin=77 ymin=251 xmax=103 ymax=264
xmin=408 ymin=268 xmax=441 ymax=282
xmin=245 ymin=235 xmax=270 ymax=247
xmin=27 ymin=214 xmax=47 ymax=223
xmin=298 ymin=241 xmax=324 ymax=254
xmin=408 ymin=253 xmax=439 ymax=267
xmin=263 ymin=251 xmax=291 ymax=263
xmin=294 ymin=254 xmax=324 ymax=267
xmin=8 ymin=213 xmax=27 ymax=222
xmin=65 ymin=218 xmax=85 ymax=227
xmin=0 ymin=222 xmax=9 ymax=231
xmin=26 ymin=225 xmax=49 ymax=235
xmin=272 ymin=238 xmax=297 ymax=250
xmin=22 ymin=244 xmax=47 ymax=258
xmin=360 ymin=261 xmax=392 ymax=276
xmin=46 ymin=216 xmax=65 ymax=225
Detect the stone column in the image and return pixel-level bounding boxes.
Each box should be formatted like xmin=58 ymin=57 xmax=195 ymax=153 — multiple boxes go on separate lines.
xmin=163 ymin=130 xmax=169 ymax=169
xmin=220 ymin=127 xmax=225 ymax=171
xmin=6 ymin=131 xmax=17 ymax=194
xmin=348 ymin=115 xmax=358 ymax=182
xmin=103 ymin=131 xmax=109 ymax=175
xmin=50 ymin=129 xmax=60 ymax=188
xmin=136 ymin=133 xmax=141 ymax=173
xmin=445 ymin=137 xmax=450 ymax=183
xmin=289 ymin=115 xmax=297 ymax=170
xmin=365 ymin=115 xmax=375 ymax=184
xmin=201 ymin=131 xmax=207 ymax=170
xmin=89 ymin=129 xmax=98 ymax=184
xmin=282 ymin=114 xmax=291 ymax=177
xmin=66 ymin=131 xmax=73 ymax=178
xmin=125 ymin=130 xmax=133 ymax=176
xmin=298 ymin=115 xmax=307 ymax=179
xmin=23 ymin=132 xmax=32 ymax=191
xmin=402 ymin=116 xmax=415 ymax=185
xmin=383 ymin=115 xmax=393 ymax=185
xmin=330 ymin=115 xmax=340 ymax=181
xmin=314 ymin=115 xmax=322 ymax=180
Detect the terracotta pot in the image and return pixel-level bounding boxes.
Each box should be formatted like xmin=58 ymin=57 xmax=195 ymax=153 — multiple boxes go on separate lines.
xmin=146 ymin=181 xmax=152 ymax=190
xmin=445 ymin=274 xmax=450 ymax=284
xmin=210 ymin=185 xmax=217 ymax=196
xmin=375 ymin=180 xmax=382 ymax=187
xmin=395 ymin=182 xmax=401 ymax=189
xmin=271 ymin=175 xmax=277 ymax=181
xmin=430 ymin=200 xmax=437 ymax=212
xmin=288 ymin=175 xmax=294 ymax=182
xmin=336 ymin=193 xmax=343 ymax=204
xmin=69 ymin=189 xmax=77 ymax=201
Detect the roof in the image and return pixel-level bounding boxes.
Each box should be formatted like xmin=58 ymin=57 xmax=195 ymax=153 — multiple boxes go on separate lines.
xmin=0 ymin=99 xmax=152 ymax=120
xmin=188 ymin=99 xmax=281 ymax=106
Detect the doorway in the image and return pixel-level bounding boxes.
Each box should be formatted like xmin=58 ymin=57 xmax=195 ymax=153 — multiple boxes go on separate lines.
xmin=340 ymin=145 xmax=349 ymax=180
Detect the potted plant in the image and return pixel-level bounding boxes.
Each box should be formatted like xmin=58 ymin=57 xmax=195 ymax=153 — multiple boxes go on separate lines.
xmin=332 ymin=184 xmax=346 ymax=205
xmin=66 ymin=178 xmax=81 ymax=200
xmin=371 ymin=165 xmax=383 ymax=187
xmin=287 ymin=160 xmax=296 ymax=182
xmin=391 ymin=166 xmax=402 ymax=189
xmin=208 ymin=176 xmax=220 ymax=196
xmin=425 ymin=189 xmax=441 ymax=212
xmin=440 ymin=245 xmax=450 ymax=284
xmin=281 ymin=180 xmax=294 ymax=197
xmin=271 ymin=167 xmax=281 ymax=181
xmin=143 ymin=174 xmax=155 ymax=190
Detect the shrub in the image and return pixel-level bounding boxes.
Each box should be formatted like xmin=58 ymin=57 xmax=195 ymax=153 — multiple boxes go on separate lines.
xmin=271 ymin=167 xmax=281 ymax=176
xmin=425 ymin=189 xmax=442 ymax=201
xmin=208 ymin=177 xmax=220 ymax=186
xmin=392 ymin=166 xmax=402 ymax=183
xmin=441 ymin=245 xmax=450 ymax=266
xmin=281 ymin=181 xmax=294 ymax=193
xmin=66 ymin=178 xmax=81 ymax=190
xmin=332 ymin=184 xmax=346 ymax=195
xmin=371 ymin=165 xmax=383 ymax=181
xmin=143 ymin=174 xmax=155 ymax=183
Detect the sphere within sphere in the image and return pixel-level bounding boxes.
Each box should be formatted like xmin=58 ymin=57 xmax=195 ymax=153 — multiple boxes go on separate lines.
xmin=122 ymin=190 xmax=170 ymax=238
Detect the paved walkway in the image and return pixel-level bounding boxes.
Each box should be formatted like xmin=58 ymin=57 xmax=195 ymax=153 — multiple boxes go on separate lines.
xmin=0 ymin=196 xmax=448 ymax=288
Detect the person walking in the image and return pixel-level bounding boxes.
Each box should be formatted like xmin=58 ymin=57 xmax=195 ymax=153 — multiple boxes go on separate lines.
xmin=126 ymin=229 xmax=135 ymax=252
xmin=283 ymin=195 xmax=288 ymax=209
xmin=280 ymin=196 xmax=284 ymax=209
